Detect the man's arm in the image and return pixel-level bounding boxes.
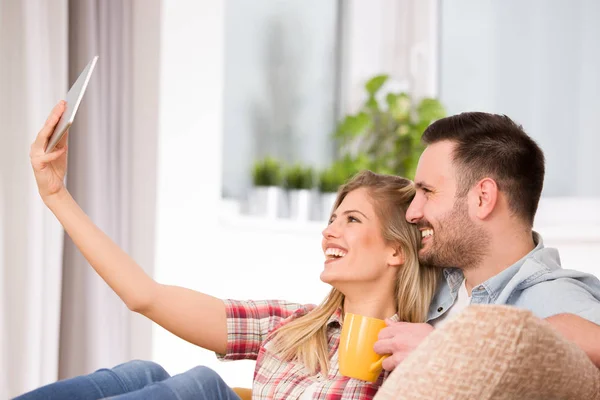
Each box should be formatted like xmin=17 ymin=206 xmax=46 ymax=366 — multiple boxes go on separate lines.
xmin=545 ymin=313 xmax=600 ymax=368
xmin=519 ymin=278 xmax=600 ymax=368
xmin=373 ymin=313 xmax=600 ymax=372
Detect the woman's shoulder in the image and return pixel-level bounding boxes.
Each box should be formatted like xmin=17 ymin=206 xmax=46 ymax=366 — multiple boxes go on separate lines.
xmin=223 ymin=298 xmax=317 ymax=320
xmin=267 ymin=300 xmax=318 ymax=320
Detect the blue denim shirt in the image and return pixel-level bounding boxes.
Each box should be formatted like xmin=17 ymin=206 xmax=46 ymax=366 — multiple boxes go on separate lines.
xmin=427 ymin=232 xmax=600 ymax=325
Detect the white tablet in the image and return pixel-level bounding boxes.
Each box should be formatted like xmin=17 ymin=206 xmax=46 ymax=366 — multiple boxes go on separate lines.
xmin=45 ymin=55 xmax=98 ymax=153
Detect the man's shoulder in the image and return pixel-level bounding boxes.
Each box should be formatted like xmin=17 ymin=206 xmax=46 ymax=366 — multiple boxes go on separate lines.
xmin=505 ymin=253 xmax=600 ymax=323
xmin=511 ymin=277 xmax=600 ymax=323
xmin=516 ymin=247 xmax=600 ymax=291
xmin=517 ymin=275 xmax=600 ymax=297
xmin=509 ymin=244 xmax=594 ymax=286
xmin=491 ymin=244 xmax=600 ymax=322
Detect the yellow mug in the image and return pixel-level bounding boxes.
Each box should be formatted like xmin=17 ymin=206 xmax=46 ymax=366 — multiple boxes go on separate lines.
xmin=338 ymin=312 xmax=390 ymax=382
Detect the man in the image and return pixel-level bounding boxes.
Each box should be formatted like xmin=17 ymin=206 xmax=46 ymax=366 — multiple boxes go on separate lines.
xmin=373 ymin=112 xmax=600 ymax=370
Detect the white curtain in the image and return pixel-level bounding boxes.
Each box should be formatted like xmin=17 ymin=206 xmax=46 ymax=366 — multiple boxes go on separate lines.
xmin=0 ymin=0 xmax=68 ymax=397
xmin=0 ymin=0 xmax=157 ymax=396
xmin=58 ymin=0 xmax=135 ymax=379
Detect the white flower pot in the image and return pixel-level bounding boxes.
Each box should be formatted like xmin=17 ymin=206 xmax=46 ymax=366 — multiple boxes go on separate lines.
xmin=288 ymin=189 xmax=314 ymax=221
xmin=246 ymin=186 xmax=285 ymax=219
xmin=319 ymin=192 xmax=338 ymax=222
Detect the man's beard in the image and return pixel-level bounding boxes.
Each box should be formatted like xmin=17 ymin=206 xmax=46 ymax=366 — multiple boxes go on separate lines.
xmin=418 ymin=199 xmax=490 ymax=270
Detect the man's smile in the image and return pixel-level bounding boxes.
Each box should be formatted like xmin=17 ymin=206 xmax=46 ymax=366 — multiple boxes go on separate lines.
xmin=420 ymin=228 xmax=434 ymax=244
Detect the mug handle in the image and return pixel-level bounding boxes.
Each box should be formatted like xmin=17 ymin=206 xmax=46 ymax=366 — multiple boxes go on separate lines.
xmin=368 ymin=354 xmax=390 ymax=373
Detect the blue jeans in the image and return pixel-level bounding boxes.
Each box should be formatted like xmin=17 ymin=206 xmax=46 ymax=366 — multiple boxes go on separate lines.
xmin=12 ymin=360 xmax=241 ymax=400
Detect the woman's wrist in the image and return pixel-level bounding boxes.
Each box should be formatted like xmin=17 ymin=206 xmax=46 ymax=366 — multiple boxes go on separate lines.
xmin=43 ymin=187 xmax=71 ymax=209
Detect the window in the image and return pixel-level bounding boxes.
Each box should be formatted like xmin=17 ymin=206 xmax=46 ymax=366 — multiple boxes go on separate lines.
xmin=221 ymin=0 xmax=340 ymax=199
xmin=439 ymin=0 xmax=600 ymax=197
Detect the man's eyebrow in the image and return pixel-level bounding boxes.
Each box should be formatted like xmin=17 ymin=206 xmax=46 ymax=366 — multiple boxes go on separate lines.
xmin=415 ymin=181 xmax=433 ymax=190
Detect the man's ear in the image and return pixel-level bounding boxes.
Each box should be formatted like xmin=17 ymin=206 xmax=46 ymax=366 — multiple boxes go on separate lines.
xmin=472 ymin=178 xmax=498 ymax=220
xmin=388 ymin=246 xmax=405 ymax=267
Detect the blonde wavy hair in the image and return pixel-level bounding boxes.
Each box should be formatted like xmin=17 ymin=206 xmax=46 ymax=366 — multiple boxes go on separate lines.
xmin=272 ymin=170 xmax=439 ymax=375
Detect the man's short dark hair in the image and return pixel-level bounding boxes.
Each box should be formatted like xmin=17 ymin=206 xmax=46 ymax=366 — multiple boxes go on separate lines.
xmin=422 ymin=112 xmax=545 ymax=226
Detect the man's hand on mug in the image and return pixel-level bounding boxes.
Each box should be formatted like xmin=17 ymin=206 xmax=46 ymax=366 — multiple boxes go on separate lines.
xmin=373 ymin=319 xmax=434 ymax=371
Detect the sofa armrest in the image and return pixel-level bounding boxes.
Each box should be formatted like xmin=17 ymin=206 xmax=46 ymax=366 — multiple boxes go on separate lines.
xmin=375 ymin=305 xmax=600 ymax=400
xmin=232 ymin=387 xmax=252 ymax=400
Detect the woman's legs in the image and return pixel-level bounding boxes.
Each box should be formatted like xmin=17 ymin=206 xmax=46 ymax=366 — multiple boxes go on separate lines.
xmin=13 ymin=360 xmax=170 ymax=400
xmin=107 ymin=365 xmax=241 ymax=400
xmin=13 ymin=361 xmax=241 ymax=400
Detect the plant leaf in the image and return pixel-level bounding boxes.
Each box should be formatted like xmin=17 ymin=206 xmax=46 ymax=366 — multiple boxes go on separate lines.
xmin=365 ymin=74 xmax=389 ymax=96
xmin=417 ymin=98 xmax=446 ymax=123
xmin=389 ymin=93 xmax=411 ymax=121
xmin=365 ymin=95 xmax=379 ymax=110
xmin=334 ymin=112 xmax=372 ymax=141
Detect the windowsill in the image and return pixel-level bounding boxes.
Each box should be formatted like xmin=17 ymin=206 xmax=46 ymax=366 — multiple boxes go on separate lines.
xmin=218 ymin=199 xmax=325 ymax=234
xmin=217 ymin=198 xmax=600 ymax=241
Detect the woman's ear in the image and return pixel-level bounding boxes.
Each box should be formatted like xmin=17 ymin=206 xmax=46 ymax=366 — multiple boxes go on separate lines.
xmin=388 ymin=246 xmax=405 ymax=267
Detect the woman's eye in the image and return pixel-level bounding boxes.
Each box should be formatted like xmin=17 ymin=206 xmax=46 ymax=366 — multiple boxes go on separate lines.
xmin=348 ymin=216 xmax=360 ymax=223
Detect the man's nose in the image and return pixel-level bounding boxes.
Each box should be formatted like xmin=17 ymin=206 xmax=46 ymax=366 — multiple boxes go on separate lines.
xmin=406 ymin=199 xmax=424 ymax=224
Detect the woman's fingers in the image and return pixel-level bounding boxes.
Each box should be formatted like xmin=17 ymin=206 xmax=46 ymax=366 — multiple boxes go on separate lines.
xmin=33 ymin=146 xmax=67 ymax=168
xmin=55 ymin=130 xmax=69 ymax=149
xmin=33 ymin=101 xmax=66 ymax=151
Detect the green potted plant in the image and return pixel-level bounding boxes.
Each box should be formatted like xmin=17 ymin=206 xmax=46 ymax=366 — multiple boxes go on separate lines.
xmin=283 ymin=164 xmax=315 ymax=221
xmin=334 ymin=74 xmax=446 ymax=179
xmin=248 ymin=156 xmax=284 ymax=218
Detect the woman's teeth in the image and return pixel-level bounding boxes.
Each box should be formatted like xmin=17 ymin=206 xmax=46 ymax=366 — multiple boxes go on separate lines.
xmin=325 ymin=247 xmax=347 ymax=259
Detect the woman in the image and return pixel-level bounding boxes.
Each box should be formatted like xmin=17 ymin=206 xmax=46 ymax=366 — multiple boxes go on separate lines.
xmin=16 ymin=102 xmax=438 ymax=400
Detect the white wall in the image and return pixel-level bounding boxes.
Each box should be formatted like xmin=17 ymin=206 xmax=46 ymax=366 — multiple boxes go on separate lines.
xmin=129 ymin=0 xmax=162 ymax=363
xmin=535 ymin=198 xmax=600 ymax=277
xmin=151 ymin=0 xmax=241 ymax=387
xmin=171 ymin=217 xmax=329 ymax=388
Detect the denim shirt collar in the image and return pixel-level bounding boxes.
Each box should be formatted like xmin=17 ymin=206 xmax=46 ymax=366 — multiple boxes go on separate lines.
xmin=428 ymin=231 xmax=544 ymax=321
xmin=476 ymin=232 xmax=543 ymax=299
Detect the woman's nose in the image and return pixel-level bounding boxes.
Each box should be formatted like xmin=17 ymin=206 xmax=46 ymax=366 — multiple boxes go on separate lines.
xmin=322 ymin=221 xmax=341 ymax=239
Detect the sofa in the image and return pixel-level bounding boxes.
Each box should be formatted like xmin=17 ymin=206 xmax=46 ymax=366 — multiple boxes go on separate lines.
xmin=233 ymin=305 xmax=600 ymax=399
xmin=375 ymin=305 xmax=600 ymax=399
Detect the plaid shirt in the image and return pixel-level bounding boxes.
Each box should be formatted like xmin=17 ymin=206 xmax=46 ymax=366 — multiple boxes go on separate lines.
xmin=216 ymin=299 xmax=396 ymax=400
